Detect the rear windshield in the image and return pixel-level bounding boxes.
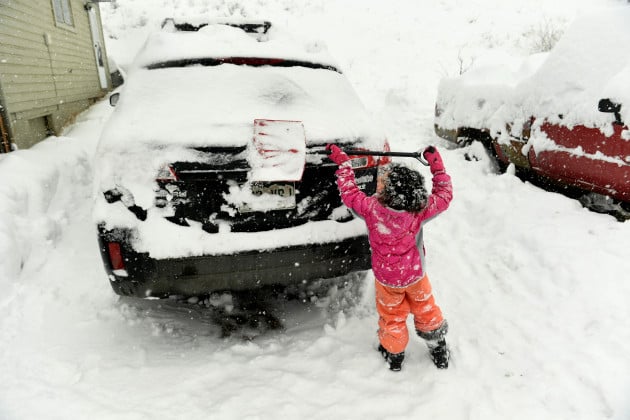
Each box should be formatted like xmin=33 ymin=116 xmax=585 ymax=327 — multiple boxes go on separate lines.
xmin=146 ymin=57 xmax=340 ymax=73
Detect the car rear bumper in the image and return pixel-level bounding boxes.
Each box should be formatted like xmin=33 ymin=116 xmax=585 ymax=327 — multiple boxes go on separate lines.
xmin=98 ymin=229 xmax=371 ymax=298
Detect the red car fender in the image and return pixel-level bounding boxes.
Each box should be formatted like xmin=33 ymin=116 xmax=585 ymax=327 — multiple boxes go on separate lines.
xmin=528 ymin=122 xmax=630 ymax=202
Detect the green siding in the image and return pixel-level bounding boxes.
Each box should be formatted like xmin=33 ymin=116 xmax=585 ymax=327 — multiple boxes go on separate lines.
xmin=0 ymin=0 xmax=111 ymax=149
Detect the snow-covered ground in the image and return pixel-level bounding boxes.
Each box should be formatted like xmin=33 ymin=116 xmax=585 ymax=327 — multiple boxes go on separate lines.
xmin=2 ymin=1 xmax=630 ymax=419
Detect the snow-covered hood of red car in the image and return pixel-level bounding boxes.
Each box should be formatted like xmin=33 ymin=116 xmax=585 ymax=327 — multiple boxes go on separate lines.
xmin=435 ymin=7 xmax=630 ymax=137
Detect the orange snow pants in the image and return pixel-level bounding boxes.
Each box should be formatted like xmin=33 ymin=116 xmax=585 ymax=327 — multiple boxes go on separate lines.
xmin=375 ymin=275 xmax=444 ymax=355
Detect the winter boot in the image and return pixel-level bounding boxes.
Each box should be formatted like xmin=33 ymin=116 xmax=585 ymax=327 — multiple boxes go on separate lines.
xmin=378 ymin=344 xmax=405 ymax=372
xmin=417 ymin=320 xmax=450 ymax=369
xmin=427 ymin=339 xmax=450 ymax=369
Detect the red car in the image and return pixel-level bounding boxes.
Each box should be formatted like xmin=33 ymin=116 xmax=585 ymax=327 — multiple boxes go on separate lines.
xmin=435 ymin=8 xmax=630 ymax=220
xmin=491 ymin=99 xmax=630 ymax=218
xmin=530 ymin=100 xmax=629 ymax=202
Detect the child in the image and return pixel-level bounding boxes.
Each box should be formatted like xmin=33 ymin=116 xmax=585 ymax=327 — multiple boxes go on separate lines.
xmin=326 ymin=144 xmax=453 ymax=371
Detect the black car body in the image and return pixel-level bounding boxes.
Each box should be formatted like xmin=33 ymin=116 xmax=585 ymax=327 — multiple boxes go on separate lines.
xmin=94 ymin=20 xmax=389 ymax=298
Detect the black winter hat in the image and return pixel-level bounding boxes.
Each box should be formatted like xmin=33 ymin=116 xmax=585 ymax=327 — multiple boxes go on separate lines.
xmin=379 ymin=163 xmax=428 ymax=212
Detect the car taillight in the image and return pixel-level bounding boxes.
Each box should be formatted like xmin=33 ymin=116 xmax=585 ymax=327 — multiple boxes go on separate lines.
xmin=347 ymin=141 xmax=391 ymax=169
xmin=107 ymin=242 xmax=125 ymax=271
xmin=156 ymin=164 xmax=178 ymax=182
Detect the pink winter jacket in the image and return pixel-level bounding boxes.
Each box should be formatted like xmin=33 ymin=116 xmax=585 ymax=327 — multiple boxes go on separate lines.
xmin=334 ymin=156 xmax=452 ymax=287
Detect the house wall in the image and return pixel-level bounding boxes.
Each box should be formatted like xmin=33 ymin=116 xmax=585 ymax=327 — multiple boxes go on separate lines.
xmin=0 ymin=0 xmax=111 ymax=150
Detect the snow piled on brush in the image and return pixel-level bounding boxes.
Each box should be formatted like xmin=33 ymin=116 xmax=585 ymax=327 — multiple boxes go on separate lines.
xmin=1 ymin=0 xmax=630 ymax=419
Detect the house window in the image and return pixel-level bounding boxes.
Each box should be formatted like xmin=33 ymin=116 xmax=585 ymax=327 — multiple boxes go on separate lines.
xmin=52 ymin=0 xmax=74 ymax=27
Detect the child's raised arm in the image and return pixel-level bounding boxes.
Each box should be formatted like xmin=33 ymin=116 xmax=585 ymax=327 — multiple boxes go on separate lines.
xmin=421 ymin=146 xmax=453 ymax=219
xmin=326 ymin=144 xmax=372 ymax=217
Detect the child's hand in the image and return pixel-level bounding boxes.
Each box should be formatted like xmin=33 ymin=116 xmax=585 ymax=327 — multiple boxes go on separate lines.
xmin=326 ymin=144 xmax=350 ymax=165
xmin=423 ymin=146 xmax=445 ymax=174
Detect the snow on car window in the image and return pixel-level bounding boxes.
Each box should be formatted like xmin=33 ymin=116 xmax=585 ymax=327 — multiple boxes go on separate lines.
xmin=100 ymin=65 xmax=380 ymax=149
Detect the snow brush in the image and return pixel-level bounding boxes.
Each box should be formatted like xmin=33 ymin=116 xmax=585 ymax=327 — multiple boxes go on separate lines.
xmin=310 ymin=148 xmax=429 ymax=166
xmin=248 ymin=119 xmax=428 ymax=182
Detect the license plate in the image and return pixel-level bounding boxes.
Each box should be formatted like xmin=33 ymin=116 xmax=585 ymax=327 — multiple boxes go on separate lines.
xmin=239 ymin=182 xmax=296 ymax=212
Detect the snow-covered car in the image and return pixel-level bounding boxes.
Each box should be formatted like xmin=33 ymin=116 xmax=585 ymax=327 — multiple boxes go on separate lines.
xmin=433 ymin=50 xmax=547 ymax=151
xmin=434 ymin=8 xmax=630 ymax=218
xmin=94 ymin=19 xmax=389 ymax=298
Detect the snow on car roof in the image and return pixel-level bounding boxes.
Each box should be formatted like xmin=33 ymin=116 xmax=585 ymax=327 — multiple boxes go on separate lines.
xmin=131 ymin=22 xmax=339 ymax=70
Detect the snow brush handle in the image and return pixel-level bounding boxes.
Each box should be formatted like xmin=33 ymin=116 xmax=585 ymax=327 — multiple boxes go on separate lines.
xmin=313 ymin=149 xmax=429 ymax=166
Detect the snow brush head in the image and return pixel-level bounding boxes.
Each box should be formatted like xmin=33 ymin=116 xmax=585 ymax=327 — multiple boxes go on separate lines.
xmin=378 ymin=163 xmax=428 ymax=212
